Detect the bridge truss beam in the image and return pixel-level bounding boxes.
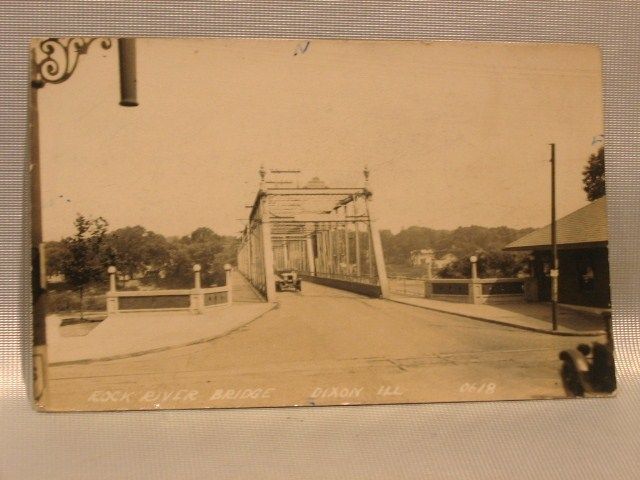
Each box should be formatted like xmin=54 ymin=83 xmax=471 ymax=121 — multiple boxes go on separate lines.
xmin=237 ymin=169 xmax=389 ymax=302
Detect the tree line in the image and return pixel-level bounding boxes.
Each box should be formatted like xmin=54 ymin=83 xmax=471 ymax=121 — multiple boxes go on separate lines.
xmin=381 ymin=145 xmax=606 ymax=279
xmin=380 ymin=225 xmax=535 ymax=278
xmin=46 ymin=215 xmax=238 ymax=295
xmin=48 ymin=147 xmax=605 ymax=300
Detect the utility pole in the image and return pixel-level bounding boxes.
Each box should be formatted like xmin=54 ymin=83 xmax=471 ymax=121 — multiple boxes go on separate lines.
xmin=550 ymin=143 xmax=559 ymax=331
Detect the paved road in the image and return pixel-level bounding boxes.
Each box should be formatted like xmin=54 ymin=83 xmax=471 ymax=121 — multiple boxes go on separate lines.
xmin=44 ymin=281 xmax=603 ymax=411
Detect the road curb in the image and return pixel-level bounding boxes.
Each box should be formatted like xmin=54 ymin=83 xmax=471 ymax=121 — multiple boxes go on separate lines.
xmin=385 ymin=297 xmax=606 ymax=337
xmin=50 ymin=302 xmax=279 ymax=366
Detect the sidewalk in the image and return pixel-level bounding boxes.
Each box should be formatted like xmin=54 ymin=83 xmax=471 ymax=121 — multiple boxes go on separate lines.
xmin=230 ymin=269 xmax=266 ymax=303
xmin=387 ymin=294 xmax=607 ymax=336
xmin=48 ymin=272 xmax=275 ymax=365
xmin=47 ymin=302 xmax=276 ymax=365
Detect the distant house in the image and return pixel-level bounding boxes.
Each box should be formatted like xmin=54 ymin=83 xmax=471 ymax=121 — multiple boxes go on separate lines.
xmin=504 ymin=196 xmax=610 ymax=309
xmin=410 ymin=249 xmax=457 ymax=271
xmin=410 ymin=249 xmax=435 ymax=266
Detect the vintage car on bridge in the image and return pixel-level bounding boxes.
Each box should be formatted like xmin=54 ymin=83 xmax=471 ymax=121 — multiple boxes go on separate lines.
xmin=275 ymin=269 xmax=302 ymax=292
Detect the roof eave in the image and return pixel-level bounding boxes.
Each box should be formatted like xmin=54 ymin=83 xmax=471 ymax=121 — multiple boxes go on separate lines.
xmin=503 ymin=240 xmax=608 ymax=252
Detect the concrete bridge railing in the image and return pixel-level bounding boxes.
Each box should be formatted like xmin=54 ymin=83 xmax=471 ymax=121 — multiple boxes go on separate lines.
xmin=387 ymin=276 xmax=426 ymax=298
xmin=106 ymin=264 xmax=233 ymax=314
xmin=425 ymin=277 xmax=527 ymax=304
xmin=390 ymin=256 xmax=530 ymax=304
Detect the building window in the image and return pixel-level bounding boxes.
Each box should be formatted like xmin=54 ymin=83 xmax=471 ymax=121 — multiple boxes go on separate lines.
xmin=577 ymin=257 xmax=595 ymax=291
xmin=539 ymin=254 xmax=552 ymax=277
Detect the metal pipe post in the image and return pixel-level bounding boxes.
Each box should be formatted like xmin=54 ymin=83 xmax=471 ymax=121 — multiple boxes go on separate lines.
xmin=550 ymin=143 xmax=559 ymax=331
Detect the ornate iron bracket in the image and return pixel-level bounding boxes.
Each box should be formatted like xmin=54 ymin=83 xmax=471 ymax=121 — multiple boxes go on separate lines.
xmin=31 ymin=37 xmax=112 ymax=88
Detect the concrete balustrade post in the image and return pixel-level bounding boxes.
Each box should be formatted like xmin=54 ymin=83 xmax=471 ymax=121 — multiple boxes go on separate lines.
xmin=469 ymin=256 xmax=480 ymax=304
xmin=106 ymin=266 xmax=119 ymax=314
xmin=423 ymin=261 xmax=432 ymax=298
xmin=424 ymin=280 xmax=432 ymax=298
xmin=193 ymin=264 xmax=202 ymax=289
xmin=470 ymin=256 xmax=478 ymax=280
xmin=191 ymin=264 xmax=203 ymax=313
xmin=108 ymin=265 xmax=117 ymax=292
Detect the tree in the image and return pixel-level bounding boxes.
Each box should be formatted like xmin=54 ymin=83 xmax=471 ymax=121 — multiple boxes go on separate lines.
xmin=437 ymin=258 xmax=471 ymax=279
xmin=104 ymin=226 xmax=147 ymax=283
xmin=161 ymin=242 xmax=195 ymax=289
xmin=437 ymin=251 xmax=529 ymax=279
xmin=381 ymin=224 xmax=534 ymax=273
xmin=59 ymin=215 xmax=108 ymax=318
xmin=380 ymin=226 xmax=448 ymax=265
xmin=44 ymin=240 xmax=68 ymax=277
xmin=583 ymin=147 xmax=605 ymax=201
xmin=47 ymin=217 xmax=238 ymax=308
xmin=188 ymin=227 xmax=220 ymax=244
xmin=105 ymin=226 xmax=170 ymax=286
xmin=159 ymin=227 xmax=235 ymax=288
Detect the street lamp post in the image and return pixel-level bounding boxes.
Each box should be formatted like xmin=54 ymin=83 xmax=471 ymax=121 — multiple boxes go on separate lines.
xmin=30 ymin=37 xmax=138 ymax=404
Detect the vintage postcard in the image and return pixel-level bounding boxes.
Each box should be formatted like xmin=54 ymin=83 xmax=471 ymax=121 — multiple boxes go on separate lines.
xmin=30 ymin=38 xmax=615 ymax=411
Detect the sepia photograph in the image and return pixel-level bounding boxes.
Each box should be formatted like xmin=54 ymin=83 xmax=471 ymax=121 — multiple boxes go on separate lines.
xmin=30 ymin=37 xmax=616 ymax=411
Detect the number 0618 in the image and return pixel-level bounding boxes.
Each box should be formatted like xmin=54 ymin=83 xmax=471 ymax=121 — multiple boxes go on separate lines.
xmin=459 ymin=382 xmax=496 ymax=394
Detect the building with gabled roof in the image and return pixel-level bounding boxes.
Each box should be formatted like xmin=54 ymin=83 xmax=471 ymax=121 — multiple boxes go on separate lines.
xmin=504 ymin=197 xmax=610 ymax=309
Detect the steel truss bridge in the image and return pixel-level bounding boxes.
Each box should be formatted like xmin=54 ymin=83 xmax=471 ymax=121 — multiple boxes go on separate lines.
xmin=237 ymin=168 xmax=390 ymax=301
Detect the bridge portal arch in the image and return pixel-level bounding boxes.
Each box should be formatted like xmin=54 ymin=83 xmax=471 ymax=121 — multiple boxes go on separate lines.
xmin=237 ymin=168 xmax=389 ymax=302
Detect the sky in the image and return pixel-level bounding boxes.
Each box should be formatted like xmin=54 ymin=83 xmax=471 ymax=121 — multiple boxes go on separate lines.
xmin=38 ymin=38 xmax=604 ymax=241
